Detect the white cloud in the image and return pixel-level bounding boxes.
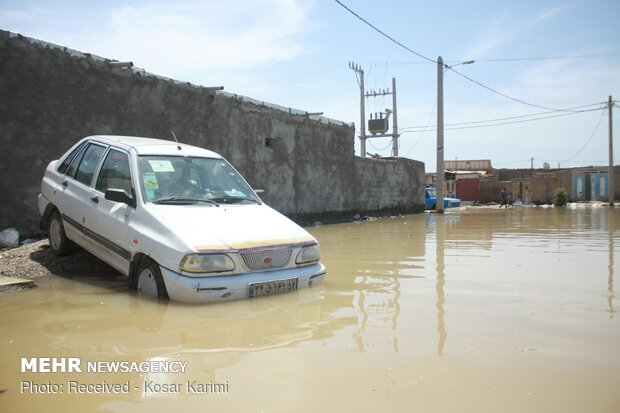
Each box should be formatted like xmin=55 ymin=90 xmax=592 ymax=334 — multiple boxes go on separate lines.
xmin=107 ymin=1 xmax=312 ymax=70
xmin=2 ymin=0 xmax=315 ymax=79
xmin=462 ymin=15 xmax=509 ymax=59
xmin=462 ymin=5 xmax=566 ymax=60
xmin=513 ymin=55 xmax=620 ymax=104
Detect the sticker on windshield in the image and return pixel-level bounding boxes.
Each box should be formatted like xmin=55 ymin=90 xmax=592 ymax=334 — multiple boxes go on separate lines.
xmin=148 ymin=160 xmax=175 ymax=172
xmin=143 ymin=172 xmax=159 ymax=201
xmin=143 ymin=172 xmax=159 ymax=190
xmin=225 ymin=188 xmax=245 ymax=197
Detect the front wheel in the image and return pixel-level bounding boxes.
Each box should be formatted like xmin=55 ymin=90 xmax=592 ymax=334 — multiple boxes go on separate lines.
xmin=136 ymin=259 xmax=169 ymax=300
xmin=48 ymin=210 xmax=74 ymax=256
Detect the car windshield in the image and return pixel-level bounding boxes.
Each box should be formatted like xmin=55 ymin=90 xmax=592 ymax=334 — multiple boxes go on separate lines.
xmin=426 ymin=188 xmax=436 ymax=197
xmin=138 ymin=156 xmax=260 ymax=205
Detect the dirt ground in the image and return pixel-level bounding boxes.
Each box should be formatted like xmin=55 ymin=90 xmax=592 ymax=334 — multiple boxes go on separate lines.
xmin=0 ymin=239 xmax=121 ymax=280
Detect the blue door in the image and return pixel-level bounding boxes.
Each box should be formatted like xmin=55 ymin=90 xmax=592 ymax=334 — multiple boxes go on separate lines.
xmin=590 ymin=173 xmax=609 ymax=201
xmin=573 ymin=174 xmax=586 ymax=201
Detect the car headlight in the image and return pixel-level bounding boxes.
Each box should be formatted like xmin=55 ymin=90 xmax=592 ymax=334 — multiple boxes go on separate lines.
xmin=180 ymin=254 xmax=235 ymax=275
xmin=296 ymin=243 xmax=320 ymax=265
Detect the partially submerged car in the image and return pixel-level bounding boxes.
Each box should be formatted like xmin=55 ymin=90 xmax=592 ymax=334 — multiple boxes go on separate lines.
xmin=38 ymin=136 xmax=326 ymax=302
xmin=424 ymin=187 xmax=461 ymax=210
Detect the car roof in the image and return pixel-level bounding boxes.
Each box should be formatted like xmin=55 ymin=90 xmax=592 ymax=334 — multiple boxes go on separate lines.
xmin=84 ymin=135 xmax=223 ymax=158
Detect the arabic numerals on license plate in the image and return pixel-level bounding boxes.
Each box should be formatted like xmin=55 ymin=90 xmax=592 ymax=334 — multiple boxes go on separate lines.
xmin=250 ymin=278 xmax=298 ymax=297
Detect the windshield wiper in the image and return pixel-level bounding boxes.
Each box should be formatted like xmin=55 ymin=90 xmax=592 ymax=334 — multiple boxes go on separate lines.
xmin=152 ymin=196 xmax=220 ymax=206
xmin=210 ymin=196 xmax=260 ymax=205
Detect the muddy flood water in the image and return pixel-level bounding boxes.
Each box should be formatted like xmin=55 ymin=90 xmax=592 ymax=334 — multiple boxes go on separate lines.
xmin=1 ymin=206 xmax=619 ymax=412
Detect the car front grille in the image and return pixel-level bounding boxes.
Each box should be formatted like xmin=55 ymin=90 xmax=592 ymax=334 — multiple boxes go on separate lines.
xmin=240 ymin=248 xmax=292 ymax=270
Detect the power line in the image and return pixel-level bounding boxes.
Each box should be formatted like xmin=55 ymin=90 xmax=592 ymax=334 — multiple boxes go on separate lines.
xmin=367 ymin=138 xmax=393 ymax=152
xmin=401 ymin=100 xmax=437 ymax=158
xmin=447 ymin=107 xmax=602 ymax=130
xmin=448 ymin=66 xmax=581 ymax=112
xmin=552 ymin=160 xmax=607 ymax=164
xmin=382 ymin=53 xmax=620 ymax=65
xmin=333 ymin=0 xmax=436 ymax=64
xmin=333 ymin=0 xmax=602 ymax=113
xmin=400 ymin=104 xmax=605 ymax=132
xmin=561 ymin=109 xmax=606 ymax=163
xmin=444 ymin=103 xmax=603 ymax=127
xmin=494 ymin=159 xmax=534 ymax=166
xmin=475 ymin=53 xmax=620 ymax=62
xmin=400 ymin=106 xmax=609 ymax=166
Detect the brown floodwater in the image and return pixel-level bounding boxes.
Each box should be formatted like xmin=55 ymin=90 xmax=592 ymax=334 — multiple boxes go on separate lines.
xmin=1 ymin=206 xmax=619 ymax=412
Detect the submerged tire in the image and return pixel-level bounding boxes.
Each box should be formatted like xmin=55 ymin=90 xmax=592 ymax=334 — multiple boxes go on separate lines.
xmin=136 ymin=258 xmax=169 ymax=300
xmin=48 ymin=210 xmax=74 ymax=256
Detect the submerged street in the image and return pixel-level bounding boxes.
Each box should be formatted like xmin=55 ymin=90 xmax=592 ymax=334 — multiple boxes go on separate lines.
xmin=1 ymin=206 xmax=619 ymax=412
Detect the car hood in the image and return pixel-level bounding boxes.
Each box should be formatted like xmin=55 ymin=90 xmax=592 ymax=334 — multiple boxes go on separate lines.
xmin=151 ymin=204 xmax=316 ymax=251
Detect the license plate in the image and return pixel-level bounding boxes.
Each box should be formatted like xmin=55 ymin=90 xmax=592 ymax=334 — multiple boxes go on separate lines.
xmin=249 ymin=278 xmax=298 ymax=297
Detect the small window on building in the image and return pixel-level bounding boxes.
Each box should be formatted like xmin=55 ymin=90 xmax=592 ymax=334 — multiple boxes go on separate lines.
xmin=265 ymin=137 xmax=276 ymax=147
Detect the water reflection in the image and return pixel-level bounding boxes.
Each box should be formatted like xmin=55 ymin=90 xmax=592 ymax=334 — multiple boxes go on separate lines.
xmin=330 ymin=207 xmax=620 ymax=356
xmin=609 ymin=209 xmax=615 ymax=318
xmin=433 ymin=214 xmax=447 ymax=356
xmin=328 ymin=217 xmax=426 ymax=353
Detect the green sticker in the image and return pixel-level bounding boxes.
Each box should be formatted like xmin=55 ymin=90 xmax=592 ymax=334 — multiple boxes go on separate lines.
xmin=143 ymin=172 xmax=159 ymax=190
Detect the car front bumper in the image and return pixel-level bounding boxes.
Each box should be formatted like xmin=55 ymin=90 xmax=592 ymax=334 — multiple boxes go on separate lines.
xmin=159 ymin=262 xmax=326 ymax=303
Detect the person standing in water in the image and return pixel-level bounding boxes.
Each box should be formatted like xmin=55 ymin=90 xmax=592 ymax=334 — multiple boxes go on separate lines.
xmin=499 ymin=189 xmax=509 ymax=208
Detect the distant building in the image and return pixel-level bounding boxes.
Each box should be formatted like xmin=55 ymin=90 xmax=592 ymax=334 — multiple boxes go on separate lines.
xmin=425 ymin=161 xmax=619 ymax=204
xmin=572 ymin=166 xmax=618 ymax=202
xmin=480 ymin=166 xmax=619 ymax=204
xmin=425 ymin=159 xmax=495 ymax=202
xmin=444 ymin=159 xmax=494 ymax=174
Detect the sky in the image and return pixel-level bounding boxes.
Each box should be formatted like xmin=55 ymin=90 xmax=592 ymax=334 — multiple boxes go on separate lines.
xmin=1 ymin=0 xmax=619 ymax=171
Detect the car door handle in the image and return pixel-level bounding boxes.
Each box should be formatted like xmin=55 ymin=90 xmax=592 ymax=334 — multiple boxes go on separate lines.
xmin=62 ymin=180 xmax=68 ymax=187
xmin=90 ymin=196 xmax=99 ymax=203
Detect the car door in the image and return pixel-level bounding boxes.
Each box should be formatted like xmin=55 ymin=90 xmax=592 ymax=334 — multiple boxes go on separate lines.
xmin=58 ymin=142 xmax=107 ymax=249
xmin=86 ymin=147 xmax=136 ymax=275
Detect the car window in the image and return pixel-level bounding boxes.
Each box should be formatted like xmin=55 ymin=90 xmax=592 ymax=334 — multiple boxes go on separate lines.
xmin=95 ymin=149 xmax=133 ymax=194
xmin=74 ymin=143 xmax=106 ymax=186
xmin=138 ymin=156 xmax=259 ymax=204
xmin=57 ymin=141 xmax=88 ymax=175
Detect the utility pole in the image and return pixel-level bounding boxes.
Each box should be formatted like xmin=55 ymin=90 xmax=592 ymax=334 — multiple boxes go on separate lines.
xmin=609 ymin=95 xmax=614 ymax=206
xmin=434 ymin=57 xmax=473 ymax=214
xmin=436 ymin=56 xmax=445 ymax=213
xmin=392 ymin=77 xmax=398 ymax=157
xmin=349 ymin=62 xmax=366 ymax=157
xmin=350 ymin=64 xmax=399 ymax=158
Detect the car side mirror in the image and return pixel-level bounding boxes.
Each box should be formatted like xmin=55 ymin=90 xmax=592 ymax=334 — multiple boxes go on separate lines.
xmin=105 ymin=189 xmax=136 ymax=208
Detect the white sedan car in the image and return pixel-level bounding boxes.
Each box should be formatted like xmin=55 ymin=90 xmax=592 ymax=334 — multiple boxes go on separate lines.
xmin=38 ymin=135 xmax=326 ymax=302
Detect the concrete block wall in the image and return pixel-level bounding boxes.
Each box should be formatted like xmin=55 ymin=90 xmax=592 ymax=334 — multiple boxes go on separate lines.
xmin=354 ymin=157 xmax=424 ymax=214
xmin=480 ymin=178 xmax=511 ymax=203
xmin=481 ymin=169 xmax=577 ymax=204
xmin=529 ymin=172 xmax=572 ymax=203
xmin=0 ymin=30 xmax=424 ymax=235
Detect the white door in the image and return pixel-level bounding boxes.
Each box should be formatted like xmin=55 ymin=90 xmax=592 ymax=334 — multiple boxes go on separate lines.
xmin=58 ymin=142 xmax=107 ymax=248
xmin=86 ymin=148 xmax=136 ymax=275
